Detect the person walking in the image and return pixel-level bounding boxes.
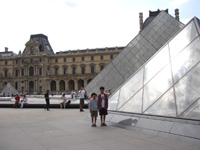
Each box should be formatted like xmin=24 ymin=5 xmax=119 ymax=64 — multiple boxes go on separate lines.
xmin=98 ymin=86 xmax=108 ymax=127
xmin=89 ymin=93 xmax=98 ymax=127
xmin=79 ymin=87 xmax=85 ymax=112
xmin=44 ymin=90 xmax=50 ymax=111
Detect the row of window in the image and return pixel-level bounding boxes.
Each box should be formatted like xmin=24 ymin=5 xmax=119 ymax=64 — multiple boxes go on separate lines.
xmin=4 ymin=65 xmax=103 ymax=77
xmin=4 ymin=55 xmax=114 ymax=65
xmin=55 ymin=55 xmax=113 ymax=63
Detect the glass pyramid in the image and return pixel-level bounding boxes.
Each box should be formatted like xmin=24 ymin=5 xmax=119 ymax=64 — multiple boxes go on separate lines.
xmin=86 ymin=11 xmax=184 ymax=96
xmin=1 ymin=83 xmax=20 ymax=97
xmin=108 ymin=17 xmax=200 ymax=120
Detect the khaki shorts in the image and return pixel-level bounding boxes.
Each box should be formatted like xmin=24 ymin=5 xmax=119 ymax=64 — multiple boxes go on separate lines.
xmin=91 ymin=110 xmax=98 ymax=117
xmin=80 ymin=98 xmax=84 ymax=106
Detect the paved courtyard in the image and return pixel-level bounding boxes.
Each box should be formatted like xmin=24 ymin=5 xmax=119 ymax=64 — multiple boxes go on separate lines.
xmin=0 ymin=108 xmax=200 ymax=150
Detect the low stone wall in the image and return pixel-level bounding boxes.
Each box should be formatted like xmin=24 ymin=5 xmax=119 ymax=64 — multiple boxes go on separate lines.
xmin=0 ymin=97 xmax=11 ymax=101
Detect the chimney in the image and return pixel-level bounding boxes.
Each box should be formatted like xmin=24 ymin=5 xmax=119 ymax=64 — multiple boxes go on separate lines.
xmin=175 ymin=9 xmax=179 ymax=21
xmin=139 ymin=12 xmax=143 ymax=32
xmin=5 ymin=47 xmax=8 ymax=52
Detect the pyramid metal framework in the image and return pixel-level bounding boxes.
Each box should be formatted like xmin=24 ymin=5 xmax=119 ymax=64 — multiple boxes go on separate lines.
xmin=108 ymin=17 xmax=200 ymax=120
xmin=1 ymin=83 xmax=20 ymax=96
xmin=85 ymin=11 xmax=184 ymax=96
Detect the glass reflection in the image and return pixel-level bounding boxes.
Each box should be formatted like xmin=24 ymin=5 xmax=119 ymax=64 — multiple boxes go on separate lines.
xmin=108 ymin=90 xmax=120 ymax=111
xmin=181 ymin=99 xmax=200 ymax=120
xmin=119 ymin=90 xmax=142 ymax=113
xmin=175 ymin=63 xmax=200 ymax=115
xmin=169 ymin=21 xmax=198 ymax=59
xmin=144 ymin=88 xmax=176 ymax=117
xmin=143 ymin=65 xmax=173 ymax=111
xmin=172 ymin=38 xmax=200 ymax=83
xmin=117 ymin=69 xmax=143 ymax=109
xmin=144 ymin=45 xmax=170 ymax=84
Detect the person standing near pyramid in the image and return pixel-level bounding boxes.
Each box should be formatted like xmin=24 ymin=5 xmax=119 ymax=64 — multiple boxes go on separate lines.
xmin=98 ymin=86 xmax=108 ymax=126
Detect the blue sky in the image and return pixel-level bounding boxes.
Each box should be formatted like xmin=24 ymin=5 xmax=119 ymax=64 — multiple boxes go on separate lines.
xmin=0 ymin=0 xmax=199 ymax=54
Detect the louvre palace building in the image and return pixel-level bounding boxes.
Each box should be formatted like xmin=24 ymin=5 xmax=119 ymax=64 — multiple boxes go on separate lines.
xmin=0 ymin=34 xmax=124 ymax=94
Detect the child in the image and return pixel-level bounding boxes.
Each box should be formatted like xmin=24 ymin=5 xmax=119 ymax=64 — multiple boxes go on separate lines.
xmin=89 ymin=93 xmax=98 ymax=127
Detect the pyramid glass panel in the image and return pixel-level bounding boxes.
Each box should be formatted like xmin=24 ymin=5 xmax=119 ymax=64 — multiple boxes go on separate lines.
xmin=108 ymin=89 xmax=120 ymax=111
xmin=117 ymin=69 xmax=143 ymax=109
xmin=85 ymin=11 xmax=183 ymax=96
xmin=143 ymin=65 xmax=173 ymax=111
xmin=180 ymin=99 xmax=200 ymax=120
xmin=118 ymin=89 xmax=143 ymax=113
xmin=169 ymin=21 xmax=198 ymax=59
xmin=144 ymin=45 xmax=169 ymax=84
xmin=171 ymin=37 xmax=200 ymax=83
xmin=175 ymin=62 xmax=200 ymax=115
xmin=144 ymin=88 xmax=176 ymax=117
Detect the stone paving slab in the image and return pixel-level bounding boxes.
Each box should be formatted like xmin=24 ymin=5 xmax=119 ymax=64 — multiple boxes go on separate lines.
xmin=0 ymin=108 xmax=200 ymax=150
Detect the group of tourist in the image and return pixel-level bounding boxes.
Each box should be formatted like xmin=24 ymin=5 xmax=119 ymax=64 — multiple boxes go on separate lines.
xmin=12 ymin=86 xmax=110 ymax=127
xmin=13 ymin=94 xmax=28 ymax=108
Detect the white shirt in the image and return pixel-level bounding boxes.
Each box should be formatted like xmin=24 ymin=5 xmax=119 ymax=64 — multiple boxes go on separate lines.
xmin=62 ymin=96 xmax=67 ymax=102
xmin=80 ymin=90 xmax=85 ymax=98
xmin=101 ymin=94 xmax=105 ymax=108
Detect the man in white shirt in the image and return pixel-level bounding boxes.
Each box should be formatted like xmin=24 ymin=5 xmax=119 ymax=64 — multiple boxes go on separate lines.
xmin=79 ymin=87 xmax=85 ymax=112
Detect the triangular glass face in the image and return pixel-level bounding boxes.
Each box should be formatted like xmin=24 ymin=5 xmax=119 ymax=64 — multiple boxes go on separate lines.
xmin=144 ymin=88 xmax=176 ymax=117
xmin=117 ymin=69 xmax=143 ymax=109
xmin=180 ymin=99 xmax=200 ymax=120
xmin=1 ymin=83 xmax=19 ymax=96
xmin=118 ymin=89 xmax=142 ymax=113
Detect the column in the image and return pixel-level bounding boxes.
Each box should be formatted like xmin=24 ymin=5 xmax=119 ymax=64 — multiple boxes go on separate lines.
xmin=65 ymin=80 xmax=68 ymax=92
xmin=74 ymin=79 xmax=78 ymax=91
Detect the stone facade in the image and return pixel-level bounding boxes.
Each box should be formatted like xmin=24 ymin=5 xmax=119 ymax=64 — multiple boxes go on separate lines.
xmin=0 ymin=34 xmax=124 ymax=94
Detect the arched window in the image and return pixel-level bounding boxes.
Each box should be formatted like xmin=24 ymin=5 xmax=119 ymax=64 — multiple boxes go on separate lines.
xmin=68 ymin=80 xmax=75 ymax=91
xmin=29 ymin=67 xmax=34 ymax=76
xmin=78 ymin=79 xmax=84 ymax=90
xmin=51 ymin=80 xmax=56 ymax=91
xmin=59 ymin=80 xmax=65 ymax=91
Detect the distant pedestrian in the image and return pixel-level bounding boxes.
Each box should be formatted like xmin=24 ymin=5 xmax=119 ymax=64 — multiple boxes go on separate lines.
xmin=13 ymin=94 xmax=20 ymax=108
xmin=89 ymin=93 xmax=98 ymax=127
xmin=44 ymin=90 xmax=50 ymax=111
xmin=108 ymin=89 xmax=112 ymax=97
xmin=20 ymin=94 xmax=28 ymax=108
xmin=79 ymin=87 xmax=85 ymax=112
xmin=98 ymin=86 xmax=108 ymax=127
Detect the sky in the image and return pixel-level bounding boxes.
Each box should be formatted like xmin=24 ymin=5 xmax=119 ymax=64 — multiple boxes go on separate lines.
xmin=0 ymin=0 xmax=199 ymax=54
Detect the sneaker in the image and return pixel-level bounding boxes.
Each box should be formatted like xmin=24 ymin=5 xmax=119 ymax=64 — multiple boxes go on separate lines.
xmin=94 ymin=124 xmax=97 ymax=127
xmin=103 ymin=123 xmax=107 ymax=126
xmin=100 ymin=123 xmax=103 ymax=127
xmin=91 ymin=124 xmax=95 ymax=127
xmin=80 ymin=109 xmax=84 ymax=112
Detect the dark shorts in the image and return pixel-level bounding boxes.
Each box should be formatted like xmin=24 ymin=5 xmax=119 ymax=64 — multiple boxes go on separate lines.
xmin=91 ymin=110 xmax=98 ymax=117
xmin=80 ymin=98 xmax=84 ymax=106
xmin=99 ymin=108 xmax=108 ymax=116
